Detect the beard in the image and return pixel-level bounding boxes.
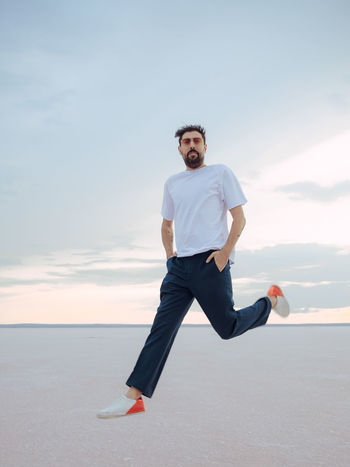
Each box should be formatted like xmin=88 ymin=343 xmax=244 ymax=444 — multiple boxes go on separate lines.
xmin=184 ymin=150 xmax=205 ymax=169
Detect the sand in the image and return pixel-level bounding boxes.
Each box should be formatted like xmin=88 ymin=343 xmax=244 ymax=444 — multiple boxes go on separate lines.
xmin=1 ymin=325 xmax=349 ymax=467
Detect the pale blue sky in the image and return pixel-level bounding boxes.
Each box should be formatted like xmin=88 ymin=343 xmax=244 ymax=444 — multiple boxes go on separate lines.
xmin=1 ymin=0 xmax=349 ymax=322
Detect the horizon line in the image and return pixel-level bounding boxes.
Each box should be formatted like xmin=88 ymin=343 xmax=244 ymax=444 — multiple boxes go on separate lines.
xmin=1 ymin=323 xmax=349 ymax=328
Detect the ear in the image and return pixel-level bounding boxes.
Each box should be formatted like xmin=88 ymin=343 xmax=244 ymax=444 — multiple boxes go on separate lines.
xmin=178 ymin=146 xmax=182 ymax=155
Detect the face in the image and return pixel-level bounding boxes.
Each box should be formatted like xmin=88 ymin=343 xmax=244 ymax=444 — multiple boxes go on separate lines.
xmin=178 ymin=131 xmax=207 ymax=170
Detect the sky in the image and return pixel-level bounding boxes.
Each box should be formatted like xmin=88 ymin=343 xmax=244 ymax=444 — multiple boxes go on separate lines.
xmin=1 ymin=0 xmax=349 ymax=324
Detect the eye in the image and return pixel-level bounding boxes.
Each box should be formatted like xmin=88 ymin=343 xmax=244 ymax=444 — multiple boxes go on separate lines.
xmin=193 ymin=138 xmax=202 ymax=144
xmin=182 ymin=139 xmax=190 ymax=144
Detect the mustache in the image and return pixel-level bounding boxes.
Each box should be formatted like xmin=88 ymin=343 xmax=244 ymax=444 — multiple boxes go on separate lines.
xmin=186 ymin=149 xmax=200 ymax=157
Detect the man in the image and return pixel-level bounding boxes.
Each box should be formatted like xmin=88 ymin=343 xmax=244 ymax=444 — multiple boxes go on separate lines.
xmin=97 ymin=124 xmax=289 ymax=419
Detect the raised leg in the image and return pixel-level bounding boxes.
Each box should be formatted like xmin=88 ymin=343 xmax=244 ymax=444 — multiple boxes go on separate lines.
xmin=192 ymin=258 xmax=271 ymax=339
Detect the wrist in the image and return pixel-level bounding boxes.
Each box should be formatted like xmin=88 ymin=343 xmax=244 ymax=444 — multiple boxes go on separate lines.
xmin=221 ymin=245 xmax=232 ymax=257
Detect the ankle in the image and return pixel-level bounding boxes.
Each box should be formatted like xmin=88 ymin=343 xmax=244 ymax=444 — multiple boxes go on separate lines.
xmin=126 ymin=387 xmax=142 ymax=400
xmin=267 ymin=295 xmax=277 ymax=308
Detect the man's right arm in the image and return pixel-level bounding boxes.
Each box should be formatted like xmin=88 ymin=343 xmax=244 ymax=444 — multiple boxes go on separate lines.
xmin=161 ymin=219 xmax=176 ymax=260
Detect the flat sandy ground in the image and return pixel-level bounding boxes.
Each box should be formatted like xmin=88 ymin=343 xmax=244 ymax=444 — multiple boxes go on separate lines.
xmin=1 ymin=325 xmax=349 ymax=467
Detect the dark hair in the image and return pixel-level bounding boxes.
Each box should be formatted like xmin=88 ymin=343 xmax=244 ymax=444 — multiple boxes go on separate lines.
xmin=175 ymin=124 xmax=206 ymax=145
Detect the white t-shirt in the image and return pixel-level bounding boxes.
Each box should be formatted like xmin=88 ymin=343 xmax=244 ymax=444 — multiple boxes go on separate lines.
xmin=161 ymin=164 xmax=247 ymax=264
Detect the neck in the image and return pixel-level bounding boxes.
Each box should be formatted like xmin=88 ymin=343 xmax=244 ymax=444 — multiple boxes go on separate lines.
xmin=186 ymin=163 xmax=206 ymax=171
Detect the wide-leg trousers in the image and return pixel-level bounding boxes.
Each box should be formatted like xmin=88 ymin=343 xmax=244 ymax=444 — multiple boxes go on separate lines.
xmin=126 ymin=250 xmax=272 ymax=398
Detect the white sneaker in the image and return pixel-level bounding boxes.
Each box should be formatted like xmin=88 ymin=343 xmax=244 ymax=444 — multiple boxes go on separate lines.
xmin=267 ymin=284 xmax=290 ymax=318
xmin=97 ymin=395 xmax=145 ymax=419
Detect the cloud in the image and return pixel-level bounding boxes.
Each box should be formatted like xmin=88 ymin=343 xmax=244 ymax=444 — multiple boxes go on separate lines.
xmin=0 ymin=246 xmax=167 ymax=289
xmin=229 ymin=243 xmax=350 ymax=310
xmin=1 ymin=243 xmax=349 ymax=313
xmin=276 ymin=180 xmax=350 ymax=202
xmin=234 ymin=243 xmax=349 ymax=283
xmin=2 ymin=243 xmax=349 ymax=287
xmin=238 ymin=130 xmax=350 ymax=249
xmin=46 ymin=263 xmax=165 ymax=287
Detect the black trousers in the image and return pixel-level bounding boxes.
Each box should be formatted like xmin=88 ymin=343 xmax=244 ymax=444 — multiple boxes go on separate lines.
xmin=126 ymin=250 xmax=271 ymax=398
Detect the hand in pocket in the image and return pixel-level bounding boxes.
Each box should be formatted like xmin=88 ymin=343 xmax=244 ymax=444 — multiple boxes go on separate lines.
xmin=206 ymin=250 xmax=229 ymax=272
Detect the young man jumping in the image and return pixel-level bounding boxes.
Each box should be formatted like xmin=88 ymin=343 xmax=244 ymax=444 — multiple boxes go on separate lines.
xmin=97 ymin=124 xmax=289 ymax=418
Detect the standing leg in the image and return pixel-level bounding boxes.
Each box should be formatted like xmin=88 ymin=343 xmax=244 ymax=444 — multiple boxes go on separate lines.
xmin=126 ymin=265 xmax=194 ymax=398
xmin=191 ymin=254 xmax=271 ymax=340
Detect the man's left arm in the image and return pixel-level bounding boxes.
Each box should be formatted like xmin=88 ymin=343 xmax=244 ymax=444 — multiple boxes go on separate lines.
xmin=206 ymin=205 xmax=246 ymax=271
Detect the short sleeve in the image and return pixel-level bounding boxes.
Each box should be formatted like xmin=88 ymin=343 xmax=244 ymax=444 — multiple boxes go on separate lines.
xmin=161 ymin=181 xmax=175 ymax=220
xmin=222 ymin=166 xmax=247 ymax=210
